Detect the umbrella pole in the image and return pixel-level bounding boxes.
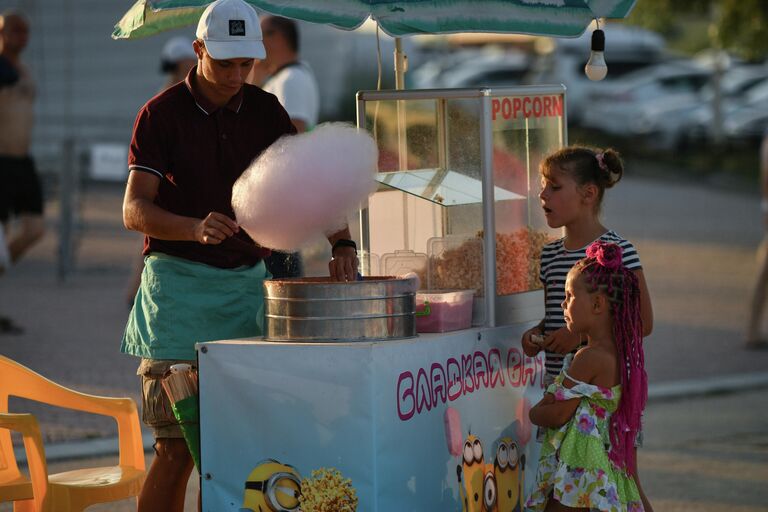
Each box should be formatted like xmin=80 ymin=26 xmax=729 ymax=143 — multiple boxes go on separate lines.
xmin=394 ymin=37 xmax=409 ymax=248
xmin=394 ymin=38 xmax=407 ymax=90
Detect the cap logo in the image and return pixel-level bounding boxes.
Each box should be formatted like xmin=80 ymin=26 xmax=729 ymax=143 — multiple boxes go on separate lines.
xmin=229 ymin=19 xmax=246 ymax=36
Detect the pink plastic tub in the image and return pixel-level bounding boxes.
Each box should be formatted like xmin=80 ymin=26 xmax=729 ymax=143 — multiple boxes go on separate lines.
xmin=415 ymin=290 xmax=474 ymax=333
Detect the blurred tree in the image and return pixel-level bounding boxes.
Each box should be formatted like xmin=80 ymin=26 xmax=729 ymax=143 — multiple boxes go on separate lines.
xmin=716 ymin=0 xmax=768 ymax=62
xmin=624 ymin=0 xmax=768 ymax=61
xmin=623 ymin=0 xmax=708 ymax=34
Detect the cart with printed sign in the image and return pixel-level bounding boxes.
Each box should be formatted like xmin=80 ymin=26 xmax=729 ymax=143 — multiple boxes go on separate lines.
xmin=197 ymin=85 xmax=565 ymax=511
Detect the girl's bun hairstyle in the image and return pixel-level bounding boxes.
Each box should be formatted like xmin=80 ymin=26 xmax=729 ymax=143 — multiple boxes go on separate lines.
xmin=599 ymin=148 xmax=624 ymax=189
xmin=541 ymin=145 xmax=624 ymax=208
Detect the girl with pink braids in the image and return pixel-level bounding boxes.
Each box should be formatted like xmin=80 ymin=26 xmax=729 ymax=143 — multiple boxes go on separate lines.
xmin=525 ymin=241 xmax=646 ymax=512
xmin=521 ymin=146 xmax=654 ymax=510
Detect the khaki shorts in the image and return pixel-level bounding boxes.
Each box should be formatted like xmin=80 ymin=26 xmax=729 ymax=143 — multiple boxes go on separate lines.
xmin=137 ymin=358 xmax=196 ymax=439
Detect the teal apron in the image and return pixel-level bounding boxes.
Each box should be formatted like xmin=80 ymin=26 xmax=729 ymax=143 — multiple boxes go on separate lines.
xmin=121 ymin=253 xmax=269 ymax=360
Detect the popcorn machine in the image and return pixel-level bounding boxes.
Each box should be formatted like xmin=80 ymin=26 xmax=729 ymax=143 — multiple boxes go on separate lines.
xmin=356 ymin=85 xmax=566 ymax=326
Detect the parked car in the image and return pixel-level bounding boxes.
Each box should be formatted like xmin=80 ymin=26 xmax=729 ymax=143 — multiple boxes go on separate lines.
xmin=408 ymin=49 xmax=484 ymax=89
xmin=527 ymin=24 xmax=667 ymax=123
xmin=724 ymin=109 xmax=768 ymax=145
xmin=580 ymin=61 xmax=712 ymax=137
xmin=627 ymin=64 xmax=768 ymax=150
xmin=722 ymin=78 xmax=768 ymax=145
xmin=686 ymin=71 xmax=768 ymax=146
xmin=409 ymin=48 xmax=532 ymax=89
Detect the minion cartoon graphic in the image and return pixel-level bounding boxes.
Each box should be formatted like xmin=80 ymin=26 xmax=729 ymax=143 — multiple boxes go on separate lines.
xmin=458 ymin=434 xmax=486 ymax=512
xmin=241 ymin=459 xmax=302 ymax=512
xmin=494 ymin=438 xmax=526 ymax=512
xmin=482 ymin=462 xmax=498 ymax=512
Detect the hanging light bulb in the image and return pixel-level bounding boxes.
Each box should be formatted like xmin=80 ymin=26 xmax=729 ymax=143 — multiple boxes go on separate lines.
xmin=584 ymin=25 xmax=607 ymax=81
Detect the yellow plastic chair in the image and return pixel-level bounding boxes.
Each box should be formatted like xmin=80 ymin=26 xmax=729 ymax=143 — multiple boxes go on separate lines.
xmin=0 ymin=354 xmax=146 ymax=511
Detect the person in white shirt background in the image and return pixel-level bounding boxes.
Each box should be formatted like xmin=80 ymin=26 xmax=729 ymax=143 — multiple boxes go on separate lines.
xmin=247 ymin=15 xmax=319 ymax=132
xmin=247 ymin=15 xmax=320 ymax=277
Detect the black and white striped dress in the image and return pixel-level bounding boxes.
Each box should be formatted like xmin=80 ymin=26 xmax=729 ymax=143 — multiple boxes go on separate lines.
xmin=539 ymin=231 xmax=642 ymax=379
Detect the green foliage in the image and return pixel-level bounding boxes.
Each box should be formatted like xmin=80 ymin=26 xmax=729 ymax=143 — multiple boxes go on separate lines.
xmin=624 ymin=0 xmax=676 ymax=34
xmin=624 ymin=0 xmax=768 ymax=61
xmin=717 ymin=0 xmax=768 ymax=62
xmin=625 ymin=0 xmax=709 ymax=35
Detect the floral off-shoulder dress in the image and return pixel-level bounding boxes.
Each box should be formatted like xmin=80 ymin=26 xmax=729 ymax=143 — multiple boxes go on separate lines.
xmin=525 ymin=371 xmax=643 ymax=512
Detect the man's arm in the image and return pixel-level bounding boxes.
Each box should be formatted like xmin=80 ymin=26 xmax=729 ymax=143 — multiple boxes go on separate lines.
xmin=123 ymin=170 xmax=238 ymax=245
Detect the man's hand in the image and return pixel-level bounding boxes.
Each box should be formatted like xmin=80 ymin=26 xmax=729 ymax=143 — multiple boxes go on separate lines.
xmin=542 ymin=327 xmax=582 ymax=355
xmin=194 ymin=212 xmax=239 ymax=245
xmin=328 ymin=245 xmax=358 ymax=282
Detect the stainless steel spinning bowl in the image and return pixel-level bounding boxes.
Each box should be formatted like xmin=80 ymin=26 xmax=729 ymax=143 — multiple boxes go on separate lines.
xmin=263 ymin=276 xmax=416 ymax=341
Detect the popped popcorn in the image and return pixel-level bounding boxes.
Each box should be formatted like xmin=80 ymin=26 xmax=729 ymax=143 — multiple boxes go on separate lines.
xmin=423 ymin=228 xmax=553 ymax=295
xmin=299 ymin=468 xmax=358 ymax=512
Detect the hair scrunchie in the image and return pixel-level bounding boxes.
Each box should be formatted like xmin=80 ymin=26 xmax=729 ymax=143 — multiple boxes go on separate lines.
xmin=586 ymin=240 xmax=623 ymax=271
xmin=595 ymin=152 xmax=609 ymax=174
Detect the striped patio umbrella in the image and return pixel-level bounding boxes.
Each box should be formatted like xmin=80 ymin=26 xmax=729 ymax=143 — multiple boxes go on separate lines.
xmin=113 ymin=0 xmax=637 ymax=40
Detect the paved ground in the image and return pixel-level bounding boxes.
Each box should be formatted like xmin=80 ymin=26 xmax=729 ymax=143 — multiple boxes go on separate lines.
xmin=2 ymin=389 xmax=765 ymax=512
xmin=1 ymin=167 xmax=767 ymax=509
xmin=639 ymin=390 xmax=768 ymax=512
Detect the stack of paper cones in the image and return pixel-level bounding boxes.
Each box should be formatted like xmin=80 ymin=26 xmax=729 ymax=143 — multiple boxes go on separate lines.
xmin=162 ymin=364 xmax=201 ymax=471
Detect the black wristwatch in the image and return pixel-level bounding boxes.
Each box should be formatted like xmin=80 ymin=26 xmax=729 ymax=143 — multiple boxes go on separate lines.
xmin=332 ymin=238 xmax=357 ymax=255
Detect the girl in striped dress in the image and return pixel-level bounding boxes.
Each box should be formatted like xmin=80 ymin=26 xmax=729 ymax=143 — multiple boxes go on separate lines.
xmin=520 ymin=146 xmax=654 ymax=510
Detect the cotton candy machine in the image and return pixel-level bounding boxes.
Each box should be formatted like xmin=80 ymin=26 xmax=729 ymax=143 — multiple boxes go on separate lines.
xmin=263 ymin=276 xmax=416 ymax=341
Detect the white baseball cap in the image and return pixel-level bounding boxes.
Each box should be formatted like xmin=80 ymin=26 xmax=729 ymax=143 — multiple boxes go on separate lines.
xmin=195 ymin=0 xmax=265 ymax=60
xmin=161 ymin=36 xmax=196 ymax=63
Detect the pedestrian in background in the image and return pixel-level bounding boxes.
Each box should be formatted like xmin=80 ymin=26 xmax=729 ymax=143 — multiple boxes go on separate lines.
xmin=746 ymin=130 xmax=768 ymax=350
xmin=120 ymin=0 xmax=357 ymax=509
xmin=160 ymin=35 xmax=197 ymax=89
xmin=124 ymin=35 xmax=198 ymax=307
xmin=247 ymin=15 xmax=319 ymax=279
xmin=0 ymin=10 xmax=44 ymax=334
xmin=520 ymin=146 xmax=655 ymax=511
xmin=247 ymin=15 xmax=319 ymax=133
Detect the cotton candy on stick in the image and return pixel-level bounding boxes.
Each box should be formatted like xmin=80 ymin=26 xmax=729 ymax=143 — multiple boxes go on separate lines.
xmin=232 ymin=123 xmax=378 ymax=251
xmin=444 ymin=407 xmax=463 ymax=457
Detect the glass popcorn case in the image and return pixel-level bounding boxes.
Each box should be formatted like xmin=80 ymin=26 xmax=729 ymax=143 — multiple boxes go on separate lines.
xmin=355 ymin=86 xmax=566 ymax=326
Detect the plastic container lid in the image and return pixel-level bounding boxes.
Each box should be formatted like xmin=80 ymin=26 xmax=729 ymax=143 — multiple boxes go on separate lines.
xmin=380 ymin=249 xmax=428 ymax=278
xmin=417 ymin=289 xmax=475 ymax=304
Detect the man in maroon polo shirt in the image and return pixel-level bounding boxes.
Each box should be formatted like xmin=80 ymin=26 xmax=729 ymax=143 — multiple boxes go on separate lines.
xmin=121 ymin=1 xmax=357 ymax=509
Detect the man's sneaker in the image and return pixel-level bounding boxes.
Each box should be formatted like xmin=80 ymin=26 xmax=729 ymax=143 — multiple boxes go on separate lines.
xmin=0 ymin=315 xmax=24 ymax=335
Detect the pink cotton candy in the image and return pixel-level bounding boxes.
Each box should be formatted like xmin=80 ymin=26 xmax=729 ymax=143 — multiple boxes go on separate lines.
xmin=444 ymin=407 xmax=463 ymax=457
xmin=232 ymin=123 xmax=378 ymax=251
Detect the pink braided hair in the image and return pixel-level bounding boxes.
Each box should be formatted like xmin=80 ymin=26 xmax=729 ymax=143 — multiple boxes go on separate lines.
xmin=575 ymin=241 xmax=647 ymax=472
